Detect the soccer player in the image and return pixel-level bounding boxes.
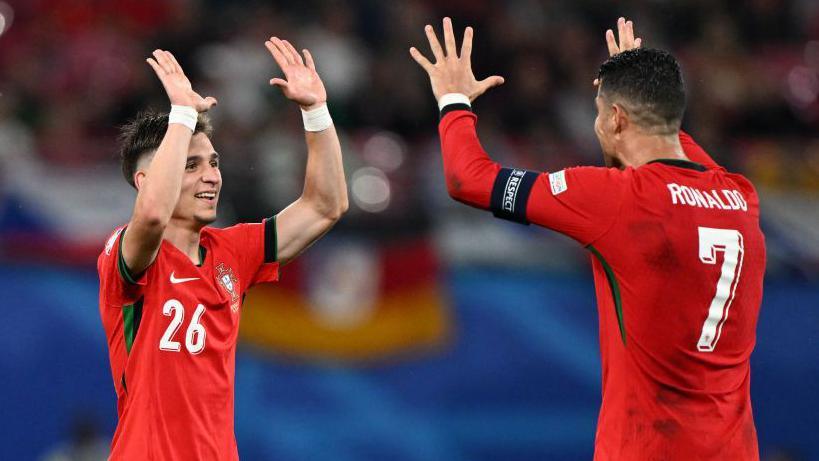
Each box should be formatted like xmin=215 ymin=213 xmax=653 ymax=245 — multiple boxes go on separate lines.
xmin=410 ymin=17 xmax=765 ymax=460
xmin=98 ymin=38 xmax=347 ymax=459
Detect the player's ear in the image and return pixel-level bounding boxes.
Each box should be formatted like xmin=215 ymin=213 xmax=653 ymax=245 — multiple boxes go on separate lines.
xmin=612 ymin=103 xmax=628 ymax=135
xmin=134 ymin=171 xmax=146 ymax=191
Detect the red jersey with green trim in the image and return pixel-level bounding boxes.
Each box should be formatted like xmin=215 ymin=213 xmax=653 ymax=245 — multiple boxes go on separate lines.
xmin=97 ymin=221 xmax=279 ymax=460
xmin=439 ymin=109 xmax=765 ymax=460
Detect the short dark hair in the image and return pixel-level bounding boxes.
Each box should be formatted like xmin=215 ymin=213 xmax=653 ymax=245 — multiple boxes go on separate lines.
xmin=597 ymin=48 xmax=685 ymax=135
xmin=118 ymin=110 xmax=213 ymax=188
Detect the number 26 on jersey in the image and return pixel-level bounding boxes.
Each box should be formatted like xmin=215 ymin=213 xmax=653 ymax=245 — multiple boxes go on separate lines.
xmin=159 ymin=299 xmax=207 ymax=354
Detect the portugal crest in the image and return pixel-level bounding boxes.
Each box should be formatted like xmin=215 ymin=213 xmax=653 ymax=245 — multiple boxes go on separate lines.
xmin=216 ymin=263 xmax=240 ymax=312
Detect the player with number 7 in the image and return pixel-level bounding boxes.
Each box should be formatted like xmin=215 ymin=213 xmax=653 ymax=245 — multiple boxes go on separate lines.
xmin=411 ymin=16 xmax=765 ymax=460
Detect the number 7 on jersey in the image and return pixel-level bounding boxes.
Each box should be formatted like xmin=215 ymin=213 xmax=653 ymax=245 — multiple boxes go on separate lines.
xmin=697 ymin=227 xmax=745 ymax=352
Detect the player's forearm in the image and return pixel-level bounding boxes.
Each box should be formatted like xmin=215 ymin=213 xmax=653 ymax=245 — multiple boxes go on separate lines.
xmin=300 ymin=125 xmax=348 ymax=220
xmin=439 ymin=110 xmax=500 ymax=209
xmin=133 ymin=124 xmax=191 ymax=227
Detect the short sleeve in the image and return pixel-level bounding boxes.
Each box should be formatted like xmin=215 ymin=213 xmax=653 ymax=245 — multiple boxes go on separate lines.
xmin=523 ymin=166 xmax=630 ymax=245
xmin=97 ymin=227 xmax=147 ymax=306
xmin=218 ymin=218 xmax=280 ymax=290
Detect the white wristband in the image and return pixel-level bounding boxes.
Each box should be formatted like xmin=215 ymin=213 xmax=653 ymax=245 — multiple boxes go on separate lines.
xmin=301 ymin=104 xmax=333 ymax=132
xmin=168 ymin=105 xmax=198 ymax=131
xmin=437 ymin=93 xmax=471 ymax=111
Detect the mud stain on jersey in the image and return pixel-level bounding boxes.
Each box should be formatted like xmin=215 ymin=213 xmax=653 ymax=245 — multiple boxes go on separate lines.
xmin=627 ymin=221 xmax=680 ymax=272
xmin=656 ymin=382 xmax=686 ymax=407
xmin=652 ymin=418 xmax=681 ymax=437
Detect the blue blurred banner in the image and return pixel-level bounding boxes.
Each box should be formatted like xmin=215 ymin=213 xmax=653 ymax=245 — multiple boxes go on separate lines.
xmin=1 ymin=263 xmax=817 ymax=461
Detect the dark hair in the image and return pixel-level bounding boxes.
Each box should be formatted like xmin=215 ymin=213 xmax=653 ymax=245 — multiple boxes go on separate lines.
xmin=597 ymin=48 xmax=685 ymax=135
xmin=118 ymin=110 xmax=213 ymax=188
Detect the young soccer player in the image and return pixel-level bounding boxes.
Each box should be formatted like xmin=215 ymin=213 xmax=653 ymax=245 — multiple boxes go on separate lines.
xmin=98 ymin=37 xmax=347 ymax=459
xmin=411 ymin=17 xmax=765 ymax=460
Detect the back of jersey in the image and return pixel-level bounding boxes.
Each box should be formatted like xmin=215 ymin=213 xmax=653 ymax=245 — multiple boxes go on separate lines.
xmin=592 ymin=159 xmax=765 ymax=460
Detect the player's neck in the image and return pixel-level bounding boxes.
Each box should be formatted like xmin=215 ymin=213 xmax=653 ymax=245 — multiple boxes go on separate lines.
xmin=619 ymin=132 xmax=688 ymax=168
xmin=164 ymin=219 xmax=203 ymax=264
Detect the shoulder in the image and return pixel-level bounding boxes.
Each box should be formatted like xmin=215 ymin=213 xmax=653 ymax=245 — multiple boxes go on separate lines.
xmin=722 ymin=171 xmax=758 ymax=194
xmin=562 ymin=165 xmax=634 ymax=180
xmin=201 ymin=223 xmax=264 ymax=253
xmin=722 ymin=171 xmax=761 ymax=211
xmin=541 ymin=165 xmax=632 ymax=193
xmin=201 ymin=223 xmax=256 ymax=241
xmin=101 ymin=225 xmax=127 ymax=256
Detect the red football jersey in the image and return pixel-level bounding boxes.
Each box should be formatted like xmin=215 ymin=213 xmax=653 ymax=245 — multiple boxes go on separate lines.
xmin=98 ymin=221 xmax=279 ymax=460
xmin=439 ymin=110 xmax=765 ymax=460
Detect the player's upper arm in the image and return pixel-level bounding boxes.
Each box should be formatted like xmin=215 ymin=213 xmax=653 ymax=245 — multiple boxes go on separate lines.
xmin=679 ymin=130 xmax=720 ymax=170
xmin=98 ymin=227 xmax=148 ymax=304
xmin=490 ymin=166 xmax=629 ymax=245
xmin=438 ymin=108 xmax=627 ymax=244
xmin=120 ymin=214 xmax=164 ymax=279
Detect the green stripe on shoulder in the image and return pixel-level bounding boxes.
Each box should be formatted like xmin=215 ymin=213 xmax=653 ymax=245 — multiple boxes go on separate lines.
xmin=117 ymin=228 xmax=140 ymax=285
xmin=123 ymin=298 xmax=144 ymax=354
xmin=587 ymin=245 xmax=626 ymax=345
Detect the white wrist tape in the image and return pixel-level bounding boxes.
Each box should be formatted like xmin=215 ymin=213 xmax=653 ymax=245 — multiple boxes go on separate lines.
xmin=438 ymin=93 xmax=471 ymax=111
xmin=168 ymin=105 xmax=198 ymax=131
xmin=301 ymin=104 xmax=333 ymax=132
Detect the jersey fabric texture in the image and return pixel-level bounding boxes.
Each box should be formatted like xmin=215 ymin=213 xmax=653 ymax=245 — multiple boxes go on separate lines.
xmin=439 ymin=109 xmax=765 ymax=461
xmin=98 ymin=221 xmax=279 ymax=460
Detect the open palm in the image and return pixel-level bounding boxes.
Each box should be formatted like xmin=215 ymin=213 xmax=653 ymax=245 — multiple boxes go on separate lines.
xmin=409 ymin=17 xmax=504 ymax=103
xmin=265 ymin=37 xmax=327 ymax=109
xmin=146 ymin=49 xmax=217 ymax=112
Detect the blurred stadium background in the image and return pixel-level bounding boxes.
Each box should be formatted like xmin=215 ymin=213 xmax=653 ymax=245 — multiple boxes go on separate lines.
xmin=1 ymin=0 xmax=818 ymax=460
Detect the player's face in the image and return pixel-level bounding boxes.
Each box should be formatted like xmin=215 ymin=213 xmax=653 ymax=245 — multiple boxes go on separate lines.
xmin=173 ymin=133 xmax=222 ymax=226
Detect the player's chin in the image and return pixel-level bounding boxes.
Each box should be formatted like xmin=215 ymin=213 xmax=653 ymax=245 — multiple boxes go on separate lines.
xmin=193 ymin=209 xmax=218 ymax=225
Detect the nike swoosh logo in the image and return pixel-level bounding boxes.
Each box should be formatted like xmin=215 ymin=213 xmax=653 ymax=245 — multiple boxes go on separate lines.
xmin=170 ymin=272 xmax=200 ymax=284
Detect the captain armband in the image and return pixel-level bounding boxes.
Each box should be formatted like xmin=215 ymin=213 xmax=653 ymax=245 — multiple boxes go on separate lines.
xmin=490 ymin=167 xmax=538 ymax=224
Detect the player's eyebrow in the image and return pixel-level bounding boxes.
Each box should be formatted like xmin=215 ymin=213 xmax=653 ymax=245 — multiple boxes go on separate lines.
xmin=185 ymin=152 xmax=219 ymax=163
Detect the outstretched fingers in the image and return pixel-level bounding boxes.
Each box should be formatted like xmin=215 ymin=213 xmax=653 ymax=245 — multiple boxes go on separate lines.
xmin=152 ymin=50 xmax=174 ymax=75
xmin=269 ymin=77 xmax=289 ymax=89
xmin=282 ymin=40 xmax=304 ymax=66
xmin=409 ymin=47 xmax=434 ymax=73
xmin=302 ymin=49 xmax=316 ymax=71
xmin=461 ymin=26 xmax=473 ymax=63
xmin=146 ymin=57 xmax=164 ymax=76
xmin=617 ymin=17 xmax=627 ymax=49
xmin=275 ymin=38 xmax=296 ymax=65
xmin=606 ymin=18 xmax=641 ymax=56
xmin=203 ymin=96 xmax=218 ymax=108
xmin=606 ymin=29 xmax=619 ymax=56
xmin=622 ymin=19 xmax=635 ymax=50
xmin=479 ymin=75 xmax=505 ymax=92
xmin=164 ymin=51 xmax=184 ymax=74
xmin=424 ymin=24 xmax=445 ymax=62
xmin=443 ymin=17 xmax=457 ymax=58
xmin=265 ymin=38 xmax=290 ymax=71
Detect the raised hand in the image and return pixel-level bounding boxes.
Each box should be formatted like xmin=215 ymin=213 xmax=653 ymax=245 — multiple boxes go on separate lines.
xmin=594 ymin=17 xmax=643 ymax=87
xmin=265 ymin=37 xmax=327 ymax=110
xmin=409 ymin=17 xmax=504 ymax=103
xmin=606 ymin=17 xmax=642 ymax=57
xmin=146 ymin=50 xmax=217 ymax=112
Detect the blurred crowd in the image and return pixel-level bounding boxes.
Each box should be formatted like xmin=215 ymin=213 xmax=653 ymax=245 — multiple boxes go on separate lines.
xmin=1 ymin=0 xmax=818 ymax=265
